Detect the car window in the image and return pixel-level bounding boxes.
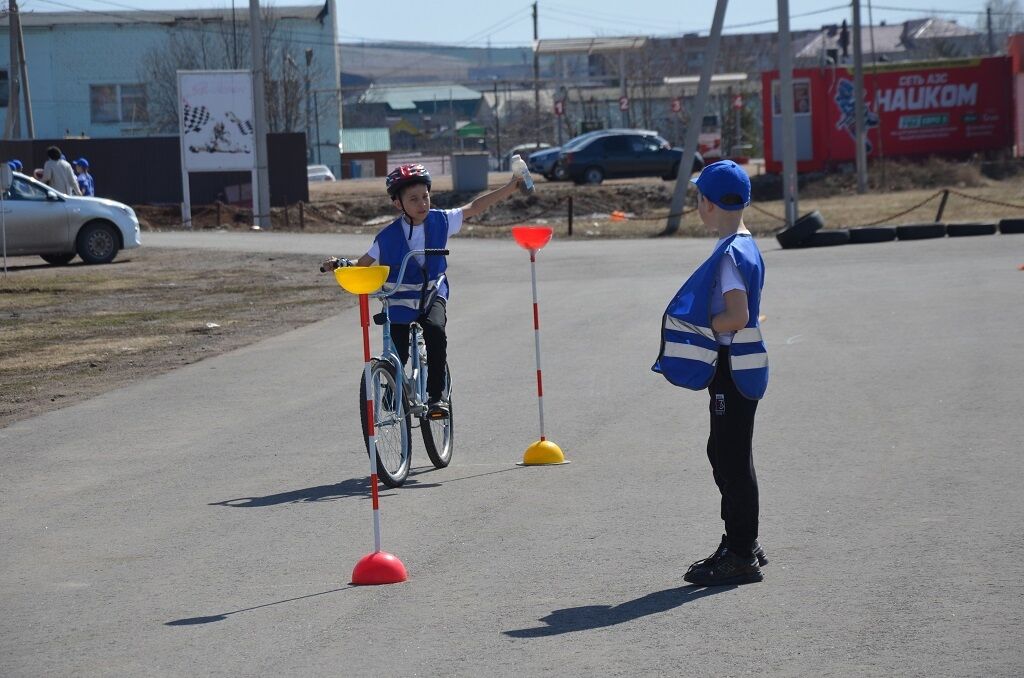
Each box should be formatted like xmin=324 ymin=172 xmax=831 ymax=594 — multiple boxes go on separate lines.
xmin=631 ymin=136 xmax=663 ymax=153
xmin=603 ymin=136 xmax=631 ymax=153
xmin=5 ymin=177 xmax=50 ymax=201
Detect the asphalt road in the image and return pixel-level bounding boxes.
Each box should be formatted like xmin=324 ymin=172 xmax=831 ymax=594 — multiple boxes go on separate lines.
xmin=2 ymin=231 xmax=1022 ymax=676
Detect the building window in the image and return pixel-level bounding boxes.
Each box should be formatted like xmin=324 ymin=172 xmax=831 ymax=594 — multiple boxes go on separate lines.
xmin=90 ymin=84 xmax=148 ymax=123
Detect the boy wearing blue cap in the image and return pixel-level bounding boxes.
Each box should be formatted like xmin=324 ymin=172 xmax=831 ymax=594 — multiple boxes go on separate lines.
xmin=652 ymin=160 xmax=769 ymax=586
xmin=73 ymin=158 xmax=95 ymax=196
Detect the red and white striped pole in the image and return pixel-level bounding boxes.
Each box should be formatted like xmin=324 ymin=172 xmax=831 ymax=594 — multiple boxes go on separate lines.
xmin=511 ymin=226 xmax=567 ymax=466
xmin=349 ymin=289 xmax=407 ymax=585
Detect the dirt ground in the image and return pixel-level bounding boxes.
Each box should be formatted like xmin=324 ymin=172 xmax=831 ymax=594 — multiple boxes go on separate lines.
xmin=0 ymin=248 xmax=352 ymax=428
xmin=136 ymin=159 xmax=1024 ymax=237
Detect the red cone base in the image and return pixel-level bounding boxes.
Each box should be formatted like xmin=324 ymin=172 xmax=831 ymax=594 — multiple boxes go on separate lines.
xmin=351 ymin=551 xmax=408 ymax=585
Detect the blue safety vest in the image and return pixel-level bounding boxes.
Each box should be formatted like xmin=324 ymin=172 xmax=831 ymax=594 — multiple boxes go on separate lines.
xmin=652 ymin=233 xmax=769 ymax=400
xmin=374 ymin=210 xmax=450 ymax=323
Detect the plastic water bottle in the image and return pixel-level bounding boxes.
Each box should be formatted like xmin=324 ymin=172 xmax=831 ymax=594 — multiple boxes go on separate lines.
xmin=510 ymin=154 xmax=535 ymax=195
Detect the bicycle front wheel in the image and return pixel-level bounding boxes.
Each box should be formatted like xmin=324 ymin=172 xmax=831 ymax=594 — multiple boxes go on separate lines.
xmin=421 ymin=363 xmax=453 ymax=468
xmin=359 ymin=359 xmax=411 ymax=487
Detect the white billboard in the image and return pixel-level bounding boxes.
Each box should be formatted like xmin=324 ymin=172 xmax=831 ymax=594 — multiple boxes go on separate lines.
xmin=178 ymin=70 xmax=256 ymax=172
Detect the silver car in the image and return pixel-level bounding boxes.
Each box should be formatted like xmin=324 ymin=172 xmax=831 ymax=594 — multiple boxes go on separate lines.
xmin=1 ymin=172 xmax=141 ymax=265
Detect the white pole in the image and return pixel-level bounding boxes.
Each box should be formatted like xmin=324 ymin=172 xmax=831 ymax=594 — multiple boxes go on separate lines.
xmin=778 ymin=0 xmax=800 ymax=226
xmin=853 ymin=0 xmax=868 ymax=194
xmin=529 ymin=251 xmax=546 ymax=441
xmin=177 ymin=72 xmax=193 ymax=230
xmin=249 ymin=0 xmax=271 ymax=229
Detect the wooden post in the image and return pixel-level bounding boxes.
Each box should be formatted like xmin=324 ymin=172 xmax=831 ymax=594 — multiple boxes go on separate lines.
xmin=567 ymin=196 xmax=574 ymax=236
xmin=299 ymin=201 xmax=305 ymax=230
xmin=216 ymin=201 xmax=221 ymax=227
xmin=935 ymin=189 xmax=950 ymax=223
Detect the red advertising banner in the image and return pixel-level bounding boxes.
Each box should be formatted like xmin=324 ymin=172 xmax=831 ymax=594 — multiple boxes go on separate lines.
xmin=762 ymin=57 xmax=1014 ymax=173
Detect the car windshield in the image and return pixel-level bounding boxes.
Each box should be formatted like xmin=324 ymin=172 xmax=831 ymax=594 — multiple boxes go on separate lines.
xmin=562 ymin=132 xmax=603 ymax=151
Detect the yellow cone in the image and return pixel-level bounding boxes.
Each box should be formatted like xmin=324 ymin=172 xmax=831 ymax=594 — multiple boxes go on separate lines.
xmin=520 ymin=439 xmax=568 ymax=466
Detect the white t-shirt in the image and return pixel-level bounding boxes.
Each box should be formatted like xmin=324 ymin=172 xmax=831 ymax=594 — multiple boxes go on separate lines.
xmin=366 ymin=208 xmax=463 ymax=266
xmin=42 ymin=159 xmax=81 ymax=196
xmin=709 ymin=235 xmax=748 ymax=346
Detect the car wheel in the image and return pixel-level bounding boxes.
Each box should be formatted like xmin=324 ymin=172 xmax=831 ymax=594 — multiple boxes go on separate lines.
xmin=76 ymin=221 xmax=120 ymax=264
xmin=553 ymin=164 xmax=569 ymax=181
xmin=40 ymin=253 xmax=76 ymax=266
xmin=583 ymin=166 xmax=604 ymax=185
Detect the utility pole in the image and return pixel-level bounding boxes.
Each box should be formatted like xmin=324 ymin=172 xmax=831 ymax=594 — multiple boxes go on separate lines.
xmin=778 ymin=0 xmax=800 ymax=226
xmin=305 ymin=48 xmax=314 ymax=163
xmin=249 ymin=0 xmax=271 ymax=229
xmin=231 ymin=0 xmax=239 ymax=68
xmin=852 ymin=0 xmax=868 ymax=194
xmin=4 ymin=0 xmax=22 ymax=140
xmin=532 ymin=2 xmax=540 ymax=148
xmin=15 ymin=0 xmax=33 ymax=138
xmin=987 ymin=6 xmax=995 ymax=54
xmin=493 ymin=79 xmax=501 ymax=170
xmin=663 ymin=0 xmax=727 ymax=235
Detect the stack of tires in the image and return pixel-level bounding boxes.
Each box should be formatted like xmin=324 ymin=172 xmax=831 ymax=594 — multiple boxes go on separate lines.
xmin=777 ymin=213 xmax=1022 ymax=250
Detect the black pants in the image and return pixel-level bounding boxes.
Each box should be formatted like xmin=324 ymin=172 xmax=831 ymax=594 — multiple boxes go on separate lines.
xmin=706 ymin=346 xmax=760 ymax=558
xmin=391 ymin=297 xmax=447 ymax=402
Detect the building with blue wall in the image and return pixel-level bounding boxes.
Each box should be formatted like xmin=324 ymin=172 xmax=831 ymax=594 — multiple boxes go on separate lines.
xmin=0 ymin=2 xmax=342 ymax=175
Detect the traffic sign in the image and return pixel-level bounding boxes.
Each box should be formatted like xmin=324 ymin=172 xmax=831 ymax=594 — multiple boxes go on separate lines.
xmin=670 ymin=97 xmax=681 ymax=113
xmin=553 ymin=100 xmax=564 ymax=117
xmin=733 ymin=94 xmax=743 ymax=110
xmin=618 ymin=96 xmax=629 ymax=111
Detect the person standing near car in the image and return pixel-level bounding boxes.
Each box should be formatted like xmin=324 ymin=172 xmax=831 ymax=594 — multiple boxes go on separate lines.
xmin=73 ymin=158 xmax=95 ymax=196
xmin=40 ymin=146 xmax=81 ymax=196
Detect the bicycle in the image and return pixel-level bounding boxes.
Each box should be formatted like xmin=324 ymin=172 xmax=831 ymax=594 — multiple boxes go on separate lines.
xmin=325 ymin=249 xmax=454 ymax=488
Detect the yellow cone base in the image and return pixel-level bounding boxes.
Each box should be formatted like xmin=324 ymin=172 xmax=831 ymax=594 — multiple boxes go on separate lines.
xmin=517 ymin=439 xmax=570 ymax=466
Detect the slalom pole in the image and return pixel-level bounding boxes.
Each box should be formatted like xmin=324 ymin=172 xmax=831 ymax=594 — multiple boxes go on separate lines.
xmin=511 ymin=226 xmax=567 ymax=466
xmin=332 ymin=266 xmax=407 ymax=585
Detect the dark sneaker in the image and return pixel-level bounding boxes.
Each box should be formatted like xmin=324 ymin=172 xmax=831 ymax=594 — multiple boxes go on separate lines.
xmin=684 ymin=549 xmax=763 ymax=586
xmin=426 ymin=399 xmax=450 ymax=419
xmin=686 ymin=535 xmax=768 ymax=574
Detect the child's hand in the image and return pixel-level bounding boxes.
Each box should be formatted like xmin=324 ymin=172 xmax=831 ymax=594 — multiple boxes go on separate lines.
xmin=319 ymin=256 xmax=341 ymax=273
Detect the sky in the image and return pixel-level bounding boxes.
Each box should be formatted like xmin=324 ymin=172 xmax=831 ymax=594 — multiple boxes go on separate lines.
xmin=20 ymin=0 xmax=1009 ymax=47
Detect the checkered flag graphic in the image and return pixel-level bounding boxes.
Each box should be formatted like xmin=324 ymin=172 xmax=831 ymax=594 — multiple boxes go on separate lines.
xmin=182 ymin=103 xmax=211 ymax=133
xmin=226 ymin=112 xmax=253 ymax=136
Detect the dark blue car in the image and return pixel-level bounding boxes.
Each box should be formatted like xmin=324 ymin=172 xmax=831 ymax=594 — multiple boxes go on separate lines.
xmin=559 ymin=130 xmax=704 ymax=185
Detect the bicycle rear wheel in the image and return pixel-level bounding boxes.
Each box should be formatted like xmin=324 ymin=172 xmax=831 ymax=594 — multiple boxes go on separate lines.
xmin=421 ymin=363 xmax=453 ymax=468
xmin=359 ymin=358 xmax=411 ymax=487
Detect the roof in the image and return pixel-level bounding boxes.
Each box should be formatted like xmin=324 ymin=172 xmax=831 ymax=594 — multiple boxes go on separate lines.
xmin=795 ymin=18 xmax=980 ymax=59
xmin=12 ymin=3 xmax=328 ymax=27
xmin=358 ymin=84 xmax=483 ymax=110
xmin=663 ymin=73 xmax=749 ymax=86
xmin=536 ymin=36 xmax=648 ymax=54
xmin=340 ymin=128 xmax=391 ymax=154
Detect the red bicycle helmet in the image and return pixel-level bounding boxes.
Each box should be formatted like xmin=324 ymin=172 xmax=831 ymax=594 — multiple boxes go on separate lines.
xmin=385 ymin=163 xmax=432 ymax=199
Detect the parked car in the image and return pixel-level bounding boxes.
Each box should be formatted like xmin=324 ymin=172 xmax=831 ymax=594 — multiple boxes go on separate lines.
xmin=1 ymin=172 xmax=141 ymax=265
xmin=501 ymin=142 xmax=552 ymax=172
xmin=559 ymin=130 xmax=704 ymax=185
xmin=307 ymin=164 xmax=336 ymax=182
xmin=527 ymin=146 xmax=565 ymax=179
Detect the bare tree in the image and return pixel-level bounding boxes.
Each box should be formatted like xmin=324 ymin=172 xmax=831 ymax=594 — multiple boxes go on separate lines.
xmin=980 ymin=0 xmax=1024 ymax=35
xmin=139 ymin=9 xmax=319 ymax=135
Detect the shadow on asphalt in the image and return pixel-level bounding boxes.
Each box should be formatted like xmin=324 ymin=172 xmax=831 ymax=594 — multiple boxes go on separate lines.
xmin=503 ymin=585 xmax=736 ymax=637
xmin=165 ymin=586 xmax=353 ymax=626
xmin=209 ymin=465 xmax=521 ymax=507
xmin=207 ymin=476 xmax=439 ymax=507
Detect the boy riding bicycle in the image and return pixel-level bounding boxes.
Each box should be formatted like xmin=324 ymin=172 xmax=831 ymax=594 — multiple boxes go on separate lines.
xmin=322 ymin=163 xmax=526 ymax=419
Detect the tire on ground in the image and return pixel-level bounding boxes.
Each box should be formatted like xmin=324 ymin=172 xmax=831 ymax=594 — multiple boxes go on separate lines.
xmin=946 ymin=221 xmax=997 ymax=237
xmin=76 ymin=221 xmax=120 ymax=264
xmin=801 ymin=229 xmax=850 ymax=247
xmin=776 ymin=210 xmax=824 ymax=249
xmin=848 ymin=226 xmax=897 ymax=244
xmin=998 ymin=218 xmax=1024 ymax=234
xmin=896 ymin=223 xmax=946 ymax=241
